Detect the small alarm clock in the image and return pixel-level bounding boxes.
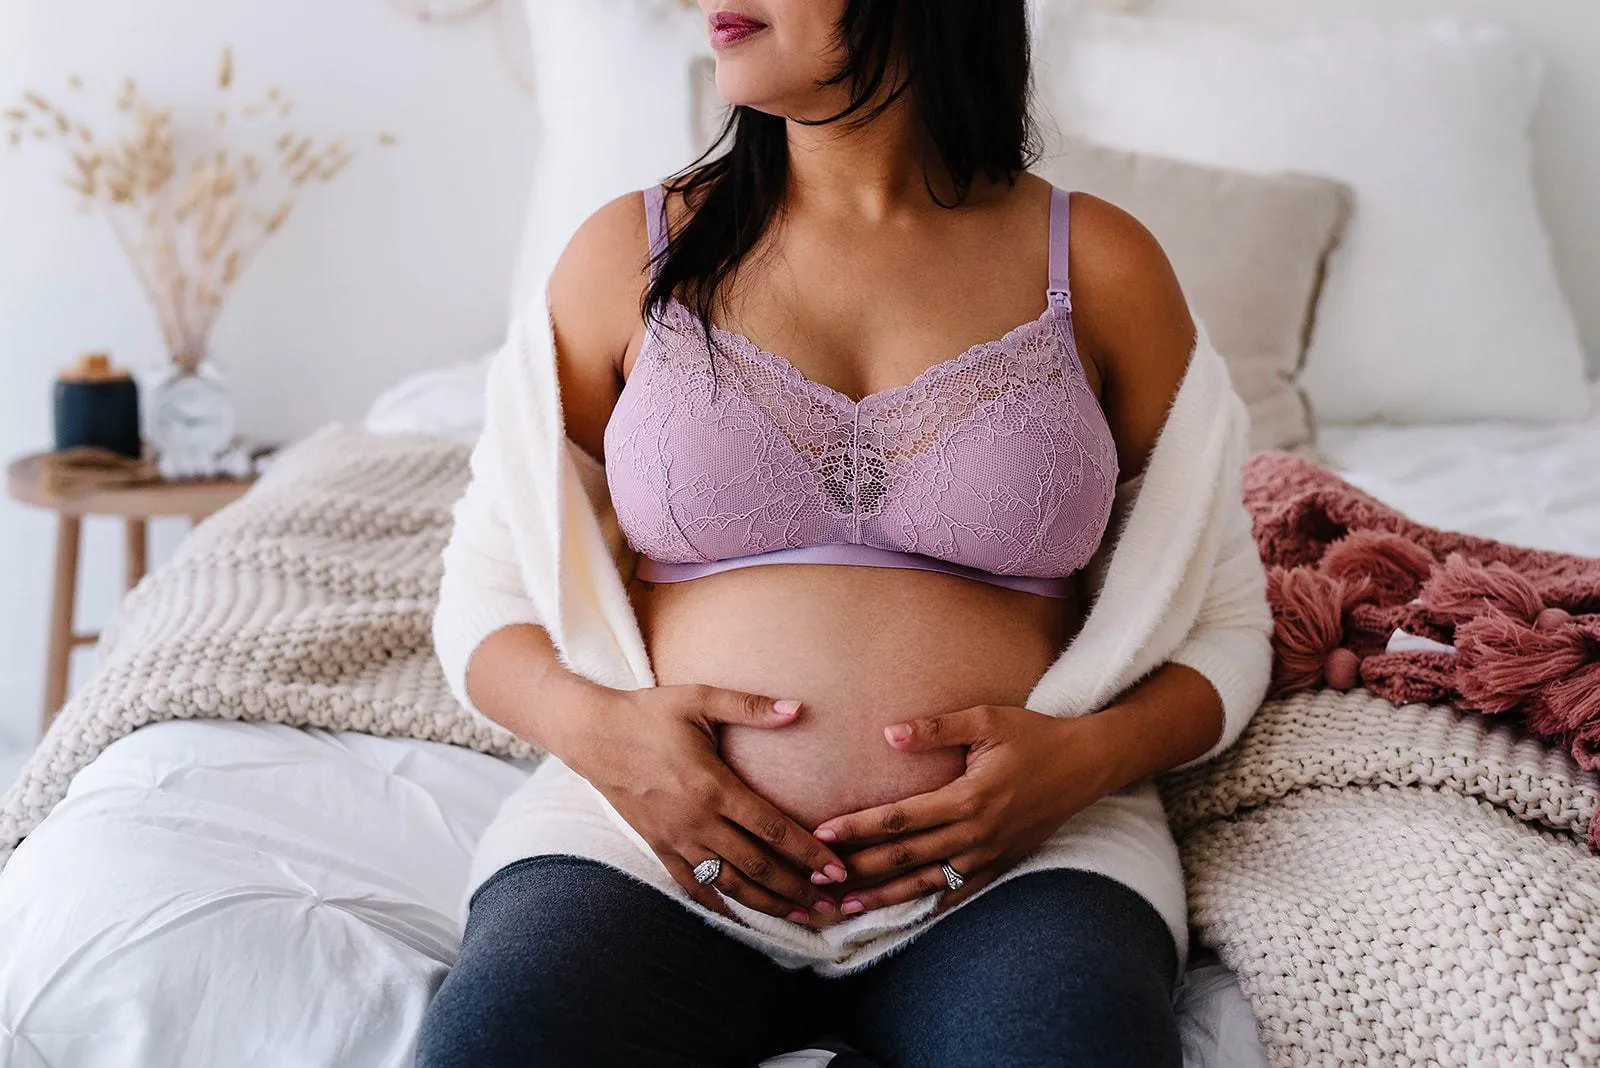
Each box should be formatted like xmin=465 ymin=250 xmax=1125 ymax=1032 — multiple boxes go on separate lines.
xmin=147 ymin=369 xmax=236 ymax=469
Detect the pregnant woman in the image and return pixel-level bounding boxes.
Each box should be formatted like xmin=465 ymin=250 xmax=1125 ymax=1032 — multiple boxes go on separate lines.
xmin=419 ymin=1 xmax=1272 ymax=1065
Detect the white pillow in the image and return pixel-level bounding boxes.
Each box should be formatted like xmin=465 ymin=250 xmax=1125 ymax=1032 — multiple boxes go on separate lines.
xmin=507 ymin=0 xmax=717 ymax=320
xmin=1036 ymin=12 xmax=1590 ymax=424
xmin=364 ymin=357 xmax=490 ymax=444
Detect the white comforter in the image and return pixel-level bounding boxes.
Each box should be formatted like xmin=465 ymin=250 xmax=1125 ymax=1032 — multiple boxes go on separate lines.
xmin=1 ymin=383 xmax=1594 ymax=1067
xmin=0 ymin=719 xmax=1264 ymax=1068
xmin=1318 ymin=402 xmax=1600 ymax=555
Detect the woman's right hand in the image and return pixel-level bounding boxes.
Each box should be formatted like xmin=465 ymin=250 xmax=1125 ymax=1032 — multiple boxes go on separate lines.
xmin=562 ymin=683 xmax=848 ymax=926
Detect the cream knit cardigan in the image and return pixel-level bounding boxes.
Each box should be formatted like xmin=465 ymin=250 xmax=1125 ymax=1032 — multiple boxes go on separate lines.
xmin=433 ymin=293 xmax=1274 ymax=981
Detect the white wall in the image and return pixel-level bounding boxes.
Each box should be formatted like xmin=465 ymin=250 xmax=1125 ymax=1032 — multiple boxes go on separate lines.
xmin=0 ymin=0 xmax=537 ymax=748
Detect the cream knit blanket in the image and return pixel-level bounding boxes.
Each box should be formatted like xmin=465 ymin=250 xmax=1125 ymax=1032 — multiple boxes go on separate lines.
xmin=0 ymin=427 xmax=535 ymax=872
xmin=3 ymin=426 xmax=1598 ymax=1065
xmin=1162 ymin=688 xmax=1600 ymax=1065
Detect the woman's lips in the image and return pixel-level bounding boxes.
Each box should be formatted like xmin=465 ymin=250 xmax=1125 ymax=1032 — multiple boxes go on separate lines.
xmin=709 ymin=10 xmax=768 ymax=49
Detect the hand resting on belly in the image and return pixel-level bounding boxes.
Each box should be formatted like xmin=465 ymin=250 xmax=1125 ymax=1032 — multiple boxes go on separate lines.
xmin=636 ymin=564 xmax=1078 ymax=871
xmin=717 ymin=694 xmax=968 ymax=832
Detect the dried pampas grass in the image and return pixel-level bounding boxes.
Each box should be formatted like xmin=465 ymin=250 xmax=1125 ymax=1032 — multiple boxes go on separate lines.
xmin=5 ymin=47 xmax=394 ymax=374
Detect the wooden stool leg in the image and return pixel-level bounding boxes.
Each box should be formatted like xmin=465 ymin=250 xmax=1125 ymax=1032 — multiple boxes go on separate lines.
xmin=43 ymin=514 xmax=81 ymax=732
xmin=125 ymin=517 xmax=148 ymax=590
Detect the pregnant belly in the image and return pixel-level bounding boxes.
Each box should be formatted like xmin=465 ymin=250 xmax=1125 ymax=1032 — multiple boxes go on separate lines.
xmin=631 ymin=563 xmax=1079 ymax=831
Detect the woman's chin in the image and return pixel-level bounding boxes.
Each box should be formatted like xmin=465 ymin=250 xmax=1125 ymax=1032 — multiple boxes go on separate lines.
xmin=712 ymin=71 xmax=820 ymax=119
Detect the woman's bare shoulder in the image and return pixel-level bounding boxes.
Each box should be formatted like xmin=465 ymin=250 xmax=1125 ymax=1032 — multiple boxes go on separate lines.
xmin=546 ymin=191 xmax=655 ymax=466
xmin=1060 ymin=190 xmax=1198 ymax=478
xmin=1064 ymin=192 xmax=1187 ymax=319
xmin=548 ymin=191 xmax=654 ymax=339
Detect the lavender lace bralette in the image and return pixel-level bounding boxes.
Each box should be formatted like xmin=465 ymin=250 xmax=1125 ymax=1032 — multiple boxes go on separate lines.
xmin=601 ymin=183 xmax=1119 ymax=599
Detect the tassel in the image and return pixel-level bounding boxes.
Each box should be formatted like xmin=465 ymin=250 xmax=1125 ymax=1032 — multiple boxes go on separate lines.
xmin=1420 ymin=554 xmax=1544 ymax=626
xmin=1568 ymin=716 xmax=1600 ymax=774
xmin=1267 ymin=566 xmax=1359 ymax=695
xmin=1455 ymin=611 xmax=1591 ymax=717
xmin=1524 ymin=697 xmax=1579 ymax=742
xmin=1322 ymin=530 xmax=1436 ymax=608
xmin=1546 ymin=660 xmax=1600 ymax=742
xmin=1523 ymin=697 xmax=1574 ymax=748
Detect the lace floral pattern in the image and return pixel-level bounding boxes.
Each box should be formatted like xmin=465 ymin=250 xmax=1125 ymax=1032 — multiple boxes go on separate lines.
xmin=602 ymin=297 xmax=1119 ymax=580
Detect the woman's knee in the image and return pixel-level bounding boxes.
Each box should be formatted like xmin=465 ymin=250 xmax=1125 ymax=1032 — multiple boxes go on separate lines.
xmin=417 ymin=854 xmax=801 ymax=1067
xmin=843 ymin=868 xmax=1183 ymax=1067
xmin=415 ymin=858 xmax=629 ymax=1066
xmin=963 ymin=869 xmax=1182 ymax=1065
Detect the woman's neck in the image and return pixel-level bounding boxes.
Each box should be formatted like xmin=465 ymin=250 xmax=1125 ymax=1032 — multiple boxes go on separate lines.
xmin=783 ymin=94 xmax=958 ymax=222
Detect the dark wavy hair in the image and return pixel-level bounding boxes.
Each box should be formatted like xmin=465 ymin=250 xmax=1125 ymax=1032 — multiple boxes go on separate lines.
xmin=643 ymin=1 xmax=1039 ymax=379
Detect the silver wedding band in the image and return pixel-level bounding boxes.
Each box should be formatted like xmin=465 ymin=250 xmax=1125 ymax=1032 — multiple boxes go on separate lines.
xmin=941 ymin=861 xmax=966 ymax=891
xmin=693 ymin=857 xmax=723 ymax=886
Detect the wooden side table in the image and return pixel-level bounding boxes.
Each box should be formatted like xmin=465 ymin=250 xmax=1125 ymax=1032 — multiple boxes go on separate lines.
xmin=5 ymin=452 xmax=257 ymax=735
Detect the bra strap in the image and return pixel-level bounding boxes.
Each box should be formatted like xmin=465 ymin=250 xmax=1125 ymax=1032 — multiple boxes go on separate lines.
xmin=643 ymin=183 xmax=670 ymax=283
xmin=1047 ymin=185 xmax=1073 ymax=313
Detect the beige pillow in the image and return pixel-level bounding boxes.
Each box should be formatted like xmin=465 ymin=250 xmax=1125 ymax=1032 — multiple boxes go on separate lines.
xmin=1038 ymin=138 xmax=1353 ymax=453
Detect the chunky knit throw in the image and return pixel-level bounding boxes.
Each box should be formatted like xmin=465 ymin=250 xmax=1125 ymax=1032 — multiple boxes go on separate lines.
xmin=1 ymin=427 xmax=1598 ymax=1064
xmin=0 ymin=427 xmax=536 ymax=872
xmin=1158 ymin=687 xmax=1600 ymax=1065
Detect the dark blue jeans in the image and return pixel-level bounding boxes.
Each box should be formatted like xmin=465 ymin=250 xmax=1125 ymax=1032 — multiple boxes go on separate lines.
xmin=417 ymin=855 xmax=1181 ymax=1067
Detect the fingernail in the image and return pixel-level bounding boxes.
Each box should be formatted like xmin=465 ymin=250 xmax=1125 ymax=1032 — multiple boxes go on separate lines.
xmin=885 ymin=723 xmax=911 ymax=744
xmin=816 ymin=827 xmax=837 ymax=842
xmin=787 ymin=909 xmax=808 ymax=923
xmin=841 ymin=898 xmax=865 ymax=915
xmin=813 ymin=898 xmax=836 ymax=914
xmin=824 ymin=863 xmax=847 ymax=883
xmin=773 ymin=699 xmax=801 ymax=716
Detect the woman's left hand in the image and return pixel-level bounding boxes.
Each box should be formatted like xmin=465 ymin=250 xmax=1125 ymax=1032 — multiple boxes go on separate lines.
xmin=810 ymin=704 xmax=1122 ymax=920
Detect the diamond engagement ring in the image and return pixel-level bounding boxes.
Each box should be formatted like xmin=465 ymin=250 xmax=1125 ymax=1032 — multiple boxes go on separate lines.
xmin=940 ymin=861 xmax=966 ymax=891
xmin=693 ymin=858 xmax=723 ymax=886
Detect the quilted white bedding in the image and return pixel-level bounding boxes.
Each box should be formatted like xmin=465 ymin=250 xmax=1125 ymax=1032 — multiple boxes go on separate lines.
xmin=1 ymin=389 xmax=1595 ymax=1067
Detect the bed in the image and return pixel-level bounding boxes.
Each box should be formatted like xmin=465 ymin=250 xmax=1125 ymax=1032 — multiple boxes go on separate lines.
xmin=0 ymin=371 xmax=1594 ymax=1067
xmin=4 ymin=3 xmax=1599 ymax=1065
xmin=1316 ymin=401 xmax=1600 ymax=557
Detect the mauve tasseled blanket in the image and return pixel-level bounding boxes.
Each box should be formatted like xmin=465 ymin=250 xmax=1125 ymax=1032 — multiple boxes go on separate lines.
xmin=0 ymin=430 xmax=1598 ymax=1065
xmin=1244 ymin=450 xmax=1600 ymax=780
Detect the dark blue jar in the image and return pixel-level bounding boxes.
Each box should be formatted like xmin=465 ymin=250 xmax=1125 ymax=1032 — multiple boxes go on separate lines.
xmin=53 ymin=353 xmax=143 ymax=459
